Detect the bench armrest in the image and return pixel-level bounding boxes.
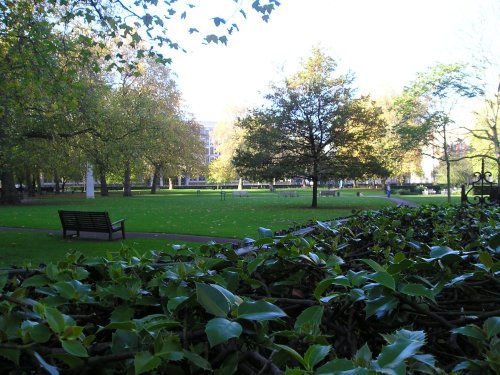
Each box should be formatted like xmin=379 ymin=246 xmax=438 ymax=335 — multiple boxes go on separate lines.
xmin=112 ymin=219 xmax=125 ymax=226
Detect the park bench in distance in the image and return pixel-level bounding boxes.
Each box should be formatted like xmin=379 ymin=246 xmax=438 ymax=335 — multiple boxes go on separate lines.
xmin=58 ymin=210 xmax=125 ymax=241
xmin=232 ymin=191 xmax=249 ymax=197
xmin=278 ymin=190 xmax=299 ymax=197
xmin=320 ymin=190 xmax=339 ymax=197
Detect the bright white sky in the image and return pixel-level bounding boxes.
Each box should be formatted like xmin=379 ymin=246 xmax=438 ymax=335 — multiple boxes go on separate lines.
xmin=164 ymin=0 xmax=499 ymax=122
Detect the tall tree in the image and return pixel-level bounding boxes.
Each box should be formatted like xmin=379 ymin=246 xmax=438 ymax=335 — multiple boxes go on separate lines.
xmin=394 ymin=63 xmax=483 ymax=203
xmin=234 ymin=48 xmax=387 ymax=207
xmin=465 ymin=81 xmax=500 ymax=196
xmin=208 ymin=111 xmax=246 ymax=188
xmin=0 ymin=0 xmax=280 ymax=203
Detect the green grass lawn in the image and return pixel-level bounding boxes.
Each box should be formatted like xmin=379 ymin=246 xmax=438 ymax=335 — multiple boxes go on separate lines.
xmin=395 ymin=194 xmax=461 ymax=205
xmin=0 ymin=231 xmax=197 ymax=268
xmin=0 ymin=188 xmax=394 ymax=238
xmin=0 ymin=188 xmax=457 ymax=266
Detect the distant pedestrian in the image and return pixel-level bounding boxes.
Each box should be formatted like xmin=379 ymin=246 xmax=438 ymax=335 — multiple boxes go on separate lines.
xmin=386 ymin=184 xmax=391 ymax=198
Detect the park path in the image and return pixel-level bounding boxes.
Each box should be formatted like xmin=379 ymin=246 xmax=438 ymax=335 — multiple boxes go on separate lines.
xmin=386 ymin=196 xmax=420 ymax=207
xmin=0 ymin=226 xmax=238 ymax=244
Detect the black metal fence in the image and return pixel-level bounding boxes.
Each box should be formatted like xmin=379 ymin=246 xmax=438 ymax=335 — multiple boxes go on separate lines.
xmin=461 ymin=159 xmax=498 ymax=206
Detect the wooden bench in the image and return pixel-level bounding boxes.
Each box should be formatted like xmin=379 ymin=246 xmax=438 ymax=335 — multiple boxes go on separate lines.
xmin=232 ymin=191 xmax=249 ymax=197
xmin=58 ymin=210 xmax=125 ymax=241
xmin=279 ymin=190 xmax=299 ymax=197
xmin=320 ymin=190 xmax=338 ymax=197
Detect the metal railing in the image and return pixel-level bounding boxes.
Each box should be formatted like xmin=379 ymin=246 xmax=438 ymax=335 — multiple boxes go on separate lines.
xmin=461 ymin=159 xmax=497 ymax=206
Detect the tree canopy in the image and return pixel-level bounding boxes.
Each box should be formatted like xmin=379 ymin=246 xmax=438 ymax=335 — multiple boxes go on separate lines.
xmin=394 ymin=63 xmax=483 ymax=202
xmin=0 ymin=0 xmax=281 ymax=203
xmin=234 ymin=48 xmax=388 ymax=207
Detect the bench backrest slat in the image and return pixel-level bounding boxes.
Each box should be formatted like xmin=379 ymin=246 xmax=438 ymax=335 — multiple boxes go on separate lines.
xmin=59 ymin=211 xmax=112 ymax=231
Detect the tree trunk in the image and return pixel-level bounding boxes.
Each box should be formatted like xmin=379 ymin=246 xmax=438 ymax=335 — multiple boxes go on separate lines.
xmin=1 ymin=170 xmax=20 ymax=204
xmin=54 ymin=171 xmax=60 ymax=194
xmin=36 ymin=173 xmax=42 ymax=195
xmin=168 ymin=177 xmax=174 ymax=190
xmin=100 ymin=173 xmax=109 ymax=197
xmin=151 ymin=167 xmax=160 ymax=194
xmin=443 ymin=125 xmax=452 ymax=204
xmin=238 ymin=177 xmax=243 ymax=190
xmin=123 ymin=161 xmax=132 ymax=197
xmin=311 ymin=175 xmax=318 ymax=208
xmin=25 ymin=168 xmax=35 ymax=197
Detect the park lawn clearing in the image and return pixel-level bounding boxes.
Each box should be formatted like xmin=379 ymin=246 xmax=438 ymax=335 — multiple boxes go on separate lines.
xmin=0 ymin=189 xmax=394 ymax=239
xmin=396 ymin=194 xmax=461 ymax=205
xmin=0 ymin=231 xmax=200 ymax=267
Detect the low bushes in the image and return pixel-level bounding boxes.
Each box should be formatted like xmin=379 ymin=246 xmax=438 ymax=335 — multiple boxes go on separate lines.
xmin=0 ymin=205 xmax=499 ymax=374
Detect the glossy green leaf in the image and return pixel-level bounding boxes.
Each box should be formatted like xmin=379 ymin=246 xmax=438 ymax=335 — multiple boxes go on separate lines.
xmin=111 ymin=329 xmax=139 ymax=354
xmin=196 ymin=283 xmax=231 ymax=317
xmin=103 ymin=321 xmax=136 ymax=331
xmin=316 ymin=358 xmax=358 ymax=374
xmin=61 ymin=340 xmax=88 ymax=358
xmin=258 ymin=227 xmax=274 ymax=238
xmin=110 ymin=305 xmax=134 ymax=322
xmin=22 ymin=274 xmax=50 ymax=288
xmin=387 ymin=259 xmax=413 ymax=275
xmin=237 ymin=300 xmax=286 ymax=321
xmin=62 ymin=325 xmax=84 ymax=340
xmin=451 ymin=324 xmax=486 ymax=341
xmin=294 ymin=306 xmax=324 ymax=335
xmin=487 ymin=232 xmax=500 ymax=252
xmin=369 ymin=272 xmax=396 ymax=291
xmin=478 ymin=251 xmax=494 ymax=270
xmin=45 ymin=307 xmax=65 ymax=334
xmin=183 ymin=349 xmax=212 ymax=370
xmin=272 ymin=343 xmax=305 ymax=367
xmin=484 ymin=316 xmax=500 ymax=339
xmin=399 ymin=283 xmax=435 ymax=301
xmin=205 ymin=318 xmax=242 ymax=347
xmin=361 ymin=259 xmax=385 ymax=272
xmin=354 ymin=343 xmax=372 ymax=366
xmin=365 ymin=295 xmax=399 ymax=318
xmin=136 ymin=315 xmax=180 ymax=333
xmin=210 ymin=284 xmax=243 ymax=307
xmin=21 ymin=320 xmax=52 ymax=343
xmin=134 ymin=351 xmax=161 ymax=375
xmin=426 ymin=246 xmax=462 ymax=264
xmin=304 ymin=344 xmax=330 ymax=370
xmin=167 ymin=296 xmax=189 ymax=313
xmin=376 ymin=336 xmax=424 ymax=370
xmin=314 ymin=277 xmax=335 ymax=300
xmin=247 ymin=257 xmax=265 ymax=274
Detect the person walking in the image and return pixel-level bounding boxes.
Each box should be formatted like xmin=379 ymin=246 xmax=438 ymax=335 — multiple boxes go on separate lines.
xmin=386 ymin=183 xmax=391 ymax=198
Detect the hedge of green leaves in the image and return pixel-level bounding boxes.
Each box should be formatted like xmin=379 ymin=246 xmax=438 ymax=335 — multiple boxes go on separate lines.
xmin=0 ymin=205 xmax=499 ymax=374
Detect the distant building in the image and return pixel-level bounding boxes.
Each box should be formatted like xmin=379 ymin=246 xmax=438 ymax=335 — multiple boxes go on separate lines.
xmin=199 ymin=121 xmax=220 ymax=164
xmin=186 ymin=121 xmax=220 ymax=185
xmin=448 ymin=138 xmax=468 ymax=157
